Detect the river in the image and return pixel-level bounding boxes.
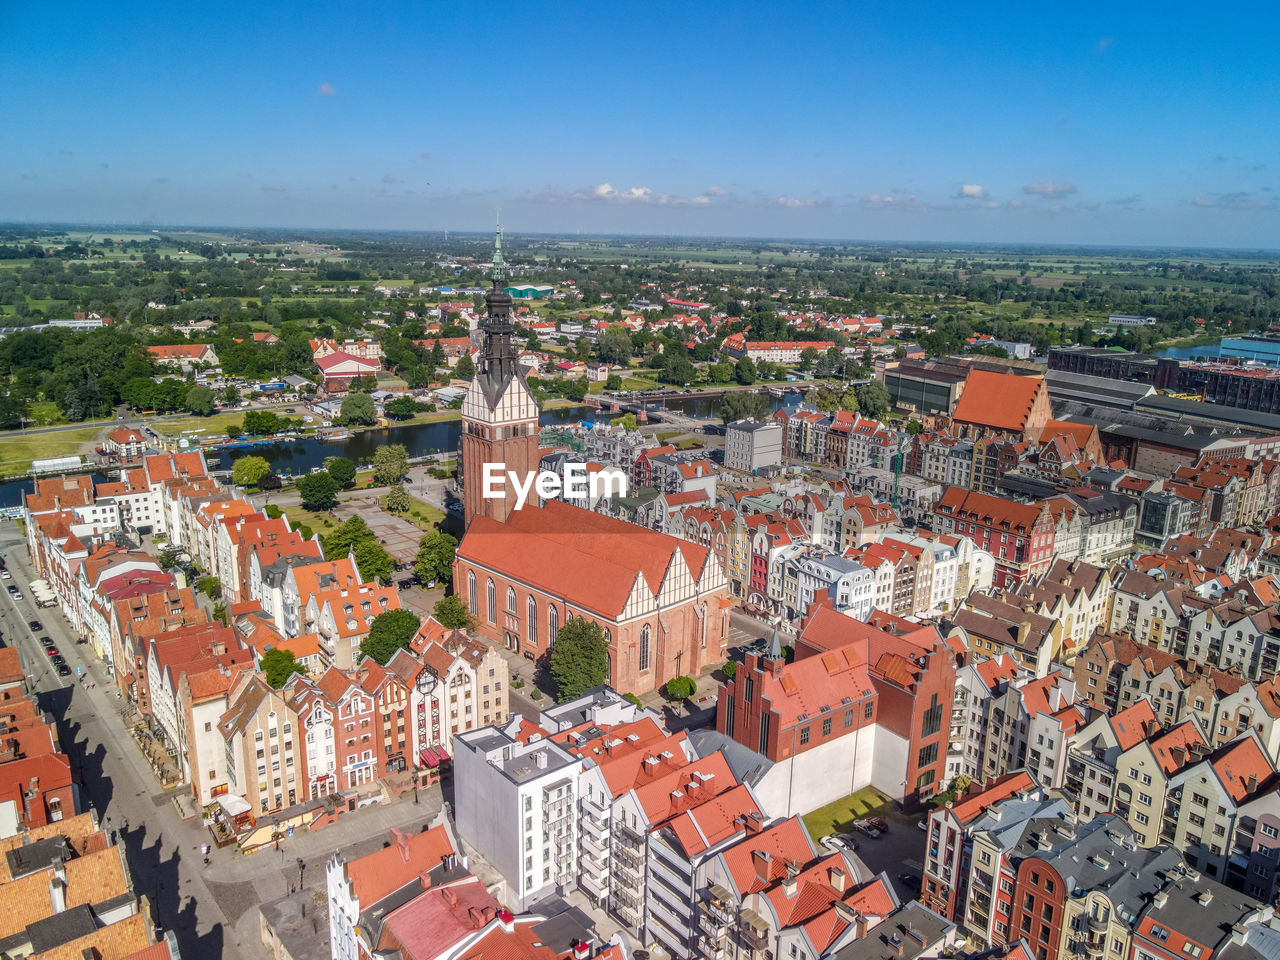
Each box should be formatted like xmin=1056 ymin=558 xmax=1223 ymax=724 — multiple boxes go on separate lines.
xmin=0 ymin=391 xmax=806 ymax=508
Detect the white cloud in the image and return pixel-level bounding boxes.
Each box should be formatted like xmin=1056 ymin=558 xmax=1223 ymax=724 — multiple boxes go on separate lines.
xmin=526 ymin=183 xmax=726 ymax=206
xmin=1023 ymin=180 xmax=1078 ymax=198
xmin=704 ymin=185 xmax=732 ymax=197
xmin=956 ymin=184 xmax=988 ymax=200
xmin=777 ymin=195 xmax=826 ymax=208
xmin=316 ymin=82 xmax=336 ymax=97
xmin=1008 ymin=198 xmax=1027 ymax=208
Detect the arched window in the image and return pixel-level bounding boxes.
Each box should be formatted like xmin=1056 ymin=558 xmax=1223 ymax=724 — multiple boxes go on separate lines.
xmin=528 ymin=597 xmax=538 ymax=647
xmin=486 ymin=578 xmax=496 ymax=624
xmin=548 ymin=605 xmax=559 ymax=643
xmin=640 ymin=624 xmax=651 ymax=672
xmin=507 ymin=586 xmax=517 ymax=613
xmin=467 ymin=572 xmax=477 ymax=616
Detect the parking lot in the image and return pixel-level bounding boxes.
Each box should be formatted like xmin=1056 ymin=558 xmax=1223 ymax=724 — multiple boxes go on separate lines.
xmin=820 ymin=819 xmax=927 ymax=905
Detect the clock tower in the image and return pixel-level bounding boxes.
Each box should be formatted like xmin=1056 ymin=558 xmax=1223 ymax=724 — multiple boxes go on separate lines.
xmin=459 ymin=222 xmax=540 ymax=529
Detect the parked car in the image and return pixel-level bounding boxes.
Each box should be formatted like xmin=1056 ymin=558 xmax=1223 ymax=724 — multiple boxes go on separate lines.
xmin=39 ymin=636 xmax=54 ymax=648
xmin=898 ymin=872 xmax=920 ymax=890
xmin=819 ymin=835 xmax=848 ymax=851
xmin=28 ymin=620 xmax=41 ymax=631
xmin=868 ymin=817 xmax=889 ymax=833
xmin=11 ymin=592 xmax=21 ymax=601
xmin=45 ymin=647 xmax=59 ymax=657
xmin=51 ymin=655 xmax=66 ymax=667
xmin=5 ymin=585 xmax=16 ymax=595
xmin=918 ymin=819 xmax=929 ymax=831
xmin=0 ymin=570 xmax=9 ymax=580
xmin=852 ymin=820 xmax=883 ymax=838
xmin=56 ymin=664 xmax=71 ymax=677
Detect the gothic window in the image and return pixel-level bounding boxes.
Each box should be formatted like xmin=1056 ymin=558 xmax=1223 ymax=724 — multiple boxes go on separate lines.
xmin=528 ymin=597 xmax=538 ymax=646
xmin=640 ymin=624 xmax=651 ymax=672
xmin=468 ymin=572 xmax=477 ymax=616
xmin=486 ymin=578 xmax=496 ymax=624
xmin=548 ymin=605 xmax=559 ymax=642
xmin=507 ymin=586 xmax=517 ymax=613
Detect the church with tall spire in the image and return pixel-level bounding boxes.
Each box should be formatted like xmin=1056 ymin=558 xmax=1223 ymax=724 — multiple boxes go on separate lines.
xmin=459 ymin=222 xmax=540 ymax=529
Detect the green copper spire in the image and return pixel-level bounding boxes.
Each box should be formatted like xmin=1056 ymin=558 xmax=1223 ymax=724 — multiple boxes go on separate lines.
xmin=490 ymin=212 xmax=505 ymax=284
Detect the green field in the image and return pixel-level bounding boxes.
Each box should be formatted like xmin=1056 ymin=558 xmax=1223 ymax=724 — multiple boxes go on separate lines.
xmin=152 ymin=412 xmax=254 ymax=438
xmin=0 ymin=427 xmax=103 ymax=476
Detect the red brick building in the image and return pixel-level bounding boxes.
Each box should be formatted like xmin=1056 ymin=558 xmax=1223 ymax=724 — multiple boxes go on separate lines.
xmin=951 ymin=369 xmax=1052 ymax=442
xmin=455 ymin=499 xmax=729 ymax=695
xmin=934 ymin=487 xmax=1056 ymax=589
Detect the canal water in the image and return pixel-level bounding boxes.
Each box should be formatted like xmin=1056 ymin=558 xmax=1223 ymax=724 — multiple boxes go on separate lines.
xmin=0 ymin=391 xmax=806 ymax=507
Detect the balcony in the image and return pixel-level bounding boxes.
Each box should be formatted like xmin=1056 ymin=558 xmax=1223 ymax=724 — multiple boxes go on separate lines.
xmin=581 ymin=813 xmax=609 ymax=840
xmin=581 ymin=830 xmax=608 ymax=859
xmin=580 ymin=869 xmax=608 ymax=898
xmin=615 ymin=821 xmax=644 ymax=847
xmin=739 ymin=917 xmax=770 ymax=951
xmin=581 ymin=794 xmax=608 ymax=820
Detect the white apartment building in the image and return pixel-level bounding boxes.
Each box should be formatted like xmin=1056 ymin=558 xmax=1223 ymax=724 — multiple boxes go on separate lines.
xmin=453 ymin=716 xmax=584 ymax=911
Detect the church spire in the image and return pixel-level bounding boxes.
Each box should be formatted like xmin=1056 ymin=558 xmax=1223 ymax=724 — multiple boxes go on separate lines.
xmin=490 ymin=213 xmax=505 ymax=284
xmin=479 ymin=216 xmax=518 ymax=402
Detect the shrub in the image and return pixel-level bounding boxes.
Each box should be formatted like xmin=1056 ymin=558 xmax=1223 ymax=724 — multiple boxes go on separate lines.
xmin=721 ymin=661 xmax=737 ymax=679
xmin=531 ymin=688 xmax=543 ymax=700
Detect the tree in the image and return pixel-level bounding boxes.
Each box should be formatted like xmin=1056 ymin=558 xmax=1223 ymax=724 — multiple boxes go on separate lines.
xmin=718 ymin=390 xmax=771 ymax=423
xmin=243 ymin=409 xmax=282 ymax=435
xmin=549 ymin=617 xmax=609 ymax=703
xmin=232 ymin=455 xmax=271 ymax=487
xmin=353 ymin=537 xmax=395 ymax=583
xmin=221 ymin=384 xmax=240 ymax=405
xmin=604 ymin=373 xmax=622 ymax=391
xmin=297 ymin=470 xmax=339 ymax=510
xmin=734 ymin=356 xmax=758 ymax=385
xmin=665 ymin=675 xmax=696 ymax=702
xmin=610 ymin=413 xmax=638 ymax=431
xmin=596 ymin=323 xmax=634 ymax=366
xmin=350 ymin=373 xmax=379 ymax=392
xmin=185 ymin=384 xmax=216 ymax=416
xmin=433 ymin=594 xmax=471 ymax=629
xmin=323 ymin=515 xmax=374 ymax=560
xmin=156 ymin=545 xmax=185 ymax=572
xmin=905 ymin=419 xmax=925 ymax=435
xmin=373 ymin=444 xmax=409 ymax=486
xmin=359 ymin=609 xmax=422 ymax=666
xmin=721 ymin=661 xmax=737 ymax=679
xmin=811 ymin=383 xmax=859 ymax=414
xmin=384 ymin=484 xmax=411 ymax=513
xmin=854 ymin=381 xmax=891 ymax=419
xmin=414 ymin=530 xmax=458 ymax=585
xmin=262 ymin=648 xmax=305 ymax=688
xmin=259 ymin=472 xmax=282 ymax=491
xmin=385 ymin=396 xmax=417 ymax=420
xmin=454 ymin=353 xmax=475 ymax=379
xmin=340 ymin=391 xmax=376 ymax=426
xmin=324 ymin=456 xmax=357 ymax=488
xmin=323 ymin=516 xmax=395 ymax=581
xmin=799 ymin=347 xmax=820 ymax=370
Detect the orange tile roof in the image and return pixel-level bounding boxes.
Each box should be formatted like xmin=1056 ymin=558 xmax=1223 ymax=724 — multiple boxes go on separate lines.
xmin=344 ymin=825 xmax=455 ymax=906
xmin=953 ymin=369 xmax=1045 ymax=432
xmin=667 ymin=783 xmax=763 ymax=857
xmin=1148 ymin=720 xmax=1210 ymax=773
xmin=722 ymin=817 xmax=814 ymax=895
xmin=457 ymin=500 xmax=714 ymax=619
xmin=949 ymin=770 xmax=1035 ymax=823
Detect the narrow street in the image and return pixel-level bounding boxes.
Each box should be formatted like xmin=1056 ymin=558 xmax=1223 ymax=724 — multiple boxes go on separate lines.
xmin=0 ymin=523 xmax=446 ymax=959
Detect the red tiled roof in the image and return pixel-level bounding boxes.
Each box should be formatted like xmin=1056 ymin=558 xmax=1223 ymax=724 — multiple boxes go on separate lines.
xmin=953 ymin=369 xmax=1045 ymax=432
xmin=457 ymin=500 xmax=714 ymax=619
xmin=949 ymin=770 xmax=1034 ymax=823
xmin=344 ymin=825 xmax=456 ymax=907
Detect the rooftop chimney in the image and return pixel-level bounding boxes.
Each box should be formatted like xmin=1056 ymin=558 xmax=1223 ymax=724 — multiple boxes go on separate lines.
xmin=828 ymin=866 xmax=847 ymax=892
xmin=497 ymin=909 xmax=515 ymax=933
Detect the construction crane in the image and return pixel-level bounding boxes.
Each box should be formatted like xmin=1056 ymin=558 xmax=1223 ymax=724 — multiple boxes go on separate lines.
xmin=891 ymin=431 xmax=904 ymax=509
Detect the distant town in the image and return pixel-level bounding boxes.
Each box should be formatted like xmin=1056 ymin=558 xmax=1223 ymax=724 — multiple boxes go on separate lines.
xmin=3 ymin=225 xmax=1280 ymax=960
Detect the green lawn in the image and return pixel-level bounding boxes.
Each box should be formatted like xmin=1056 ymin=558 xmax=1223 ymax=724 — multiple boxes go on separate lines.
xmin=0 ymin=426 xmax=103 ymax=476
xmin=801 ymin=787 xmax=893 ymax=840
xmin=621 ymin=375 xmax=660 ymax=390
xmin=396 ymin=495 xmax=446 ymax=532
xmin=152 ymin=411 xmax=250 ymax=438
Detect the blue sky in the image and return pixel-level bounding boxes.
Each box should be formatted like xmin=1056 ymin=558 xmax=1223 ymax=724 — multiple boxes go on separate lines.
xmin=4 ymin=1 xmax=1278 ymax=246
